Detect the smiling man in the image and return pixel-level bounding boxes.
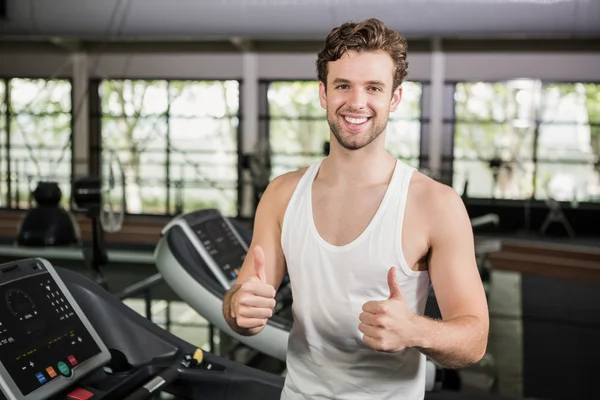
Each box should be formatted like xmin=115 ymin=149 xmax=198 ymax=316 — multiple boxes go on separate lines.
xmin=223 ymin=18 xmax=489 ymax=399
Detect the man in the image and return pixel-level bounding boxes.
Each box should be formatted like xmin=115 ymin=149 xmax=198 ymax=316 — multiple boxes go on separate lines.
xmin=223 ymin=18 xmax=489 ymax=399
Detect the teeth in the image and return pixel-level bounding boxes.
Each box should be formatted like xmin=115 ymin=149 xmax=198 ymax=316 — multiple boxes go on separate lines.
xmin=344 ymin=116 xmax=368 ymax=124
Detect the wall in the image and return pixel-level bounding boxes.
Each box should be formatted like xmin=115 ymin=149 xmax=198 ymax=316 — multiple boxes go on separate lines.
xmin=3 ymin=51 xmax=600 ymax=82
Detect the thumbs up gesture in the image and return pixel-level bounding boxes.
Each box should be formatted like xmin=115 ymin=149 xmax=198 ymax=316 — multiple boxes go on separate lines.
xmin=231 ymin=245 xmax=277 ymax=330
xmin=359 ymin=267 xmax=417 ymax=353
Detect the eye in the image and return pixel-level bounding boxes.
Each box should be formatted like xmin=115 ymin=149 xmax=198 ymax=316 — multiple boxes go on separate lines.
xmin=369 ymin=87 xmax=383 ymax=92
xmin=335 ymin=85 xmax=349 ymax=90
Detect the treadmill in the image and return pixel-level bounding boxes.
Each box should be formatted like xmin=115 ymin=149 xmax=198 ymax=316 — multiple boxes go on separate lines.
xmin=0 ymin=257 xmax=284 ymax=400
xmin=154 ymin=209 xmax=442 ymax=391
xmin=154 ymin=209 xmax=292 ymax=362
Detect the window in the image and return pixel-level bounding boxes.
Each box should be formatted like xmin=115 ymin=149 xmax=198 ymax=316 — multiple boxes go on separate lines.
xmin=0 ymin=80 xmax=6 ymax=207
xmin=99 ymin=79 xmax=240 ymax=216
xmin=387 ymin=81 xmax=422 ymax=167
xmin=1 ymin=78 xmax=73 ymax=209
xmin=453 ymin=80 xmax=600 ymax=203
xmin=453 ymin=80 xmax=538 ymax=200
xmin=267 ymin=81 xmax=325 ymax=178
xmin=267 ymin=80 xmax=423 ymax=179
xmin=537 ymin=83 xmax=600 ymax=202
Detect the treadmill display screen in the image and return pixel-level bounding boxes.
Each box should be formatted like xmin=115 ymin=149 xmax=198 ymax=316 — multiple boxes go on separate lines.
xmin=0 ymin=272 xmax=102 ymax=396
xmin=193 ymin=218 xmax=246 ymax=282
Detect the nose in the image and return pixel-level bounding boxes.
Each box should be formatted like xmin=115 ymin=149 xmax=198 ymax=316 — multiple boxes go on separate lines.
xmin=347 ymin=88 xmax=367 ymax=110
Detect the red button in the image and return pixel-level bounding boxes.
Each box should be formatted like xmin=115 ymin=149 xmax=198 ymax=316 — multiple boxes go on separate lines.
xmin=67 ymin=388 xmax=94 ymax=400
xmin=68 ymin=355 xmax=78 ymax=366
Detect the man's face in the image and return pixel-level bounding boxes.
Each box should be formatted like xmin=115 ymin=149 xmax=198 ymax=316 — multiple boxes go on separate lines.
xmin=319 ymin=50 xmax=402 ymax=151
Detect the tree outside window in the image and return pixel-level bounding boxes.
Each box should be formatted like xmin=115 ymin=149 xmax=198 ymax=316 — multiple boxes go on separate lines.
xmin=100 ymin=79 xmax=240 ymax=216
xmin=1 ymin=78 xmax=72 ymax=209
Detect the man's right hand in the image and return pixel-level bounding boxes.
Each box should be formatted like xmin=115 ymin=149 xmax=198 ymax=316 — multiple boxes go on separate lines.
xmin=231 ymin=245 xmax=277 ymax=330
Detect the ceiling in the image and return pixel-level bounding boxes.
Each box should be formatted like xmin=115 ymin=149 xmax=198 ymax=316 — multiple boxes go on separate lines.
xmin=1 ymin=0 xmax=599 ymax=43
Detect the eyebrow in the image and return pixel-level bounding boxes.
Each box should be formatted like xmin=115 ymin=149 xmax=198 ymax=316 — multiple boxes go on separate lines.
xmin=332 ymin=78 xmax=387 ymax=87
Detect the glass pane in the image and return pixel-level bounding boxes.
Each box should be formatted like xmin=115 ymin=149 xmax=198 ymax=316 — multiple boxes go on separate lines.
xmin=542 ymin=83 xmax=600 ymax=124
xmin=169 ymin=80 xmax=239 ymax=118
xmin=270 ymin=118 xmax=330 ymax=177
xmin=454 ymin=123 xmax=535 ymax=160
xmin=538 ymin=83 xmax=600 ymax=202
xmin=138 ymin=149 xmax=167 ymax=214
xmin=10 ymin=113 xmax=72 ymax=208
xmin=386 ymin=120 xmax=421 ymax=160
xmin=102 ymin=116 xmax=168 ymax=214
xmin=537 ymin=123 xmax=595 ymax=163
xmin=100 ymin=80 xmax=168 ymax=117
xmin=10 ymin=79 xmax=72 ymax=114
xmin=170 ymin=186 xmax=238 ymax=217
xmin=100 ymin=79 xmax=239 ymax=215
xmin=169 ymin=117 xmax=238 ymax=152
xmin=535 ymin=162 xmax=600 ymax=202
xmin=0 ymin=80 xmax=5 ymax=114
xmin=268 ymin=81 xmax=323 ymax=118
xmin=454 ymin=80 xmax=537 ymax=124
xmin=0 ymin=80 xmax=6 ymax=207
xmin=582 ymin=83 xmax=600 ymax=124
xmin=454 ymin=159 xmax=534 ymax=200
xmin=392 ymin=81 xmax=422 ymax=121
xmin=170 ymin=154 xmax=237 ymax=186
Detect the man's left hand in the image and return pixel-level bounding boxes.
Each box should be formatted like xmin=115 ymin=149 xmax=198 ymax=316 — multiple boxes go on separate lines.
xmin=359 ymin=267 xmax=418 ymax=352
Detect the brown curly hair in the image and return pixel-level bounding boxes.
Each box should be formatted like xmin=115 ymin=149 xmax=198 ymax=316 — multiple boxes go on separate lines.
xmin=316 ymin=18 xmax=408 ymax=92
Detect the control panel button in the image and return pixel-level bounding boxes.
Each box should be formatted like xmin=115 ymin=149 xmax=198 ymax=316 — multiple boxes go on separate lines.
xmin=57 ymin=361 xmax=71 ymax=377
xmin=68 ymin=355 xmax=78 ymax=366
xmin=46 ymin=366 xmax=57 ymax=378
xmin=67 ymin=388 xmax=95 ymax=400
xmin=35 ymin=372 xmax=46 ymax=384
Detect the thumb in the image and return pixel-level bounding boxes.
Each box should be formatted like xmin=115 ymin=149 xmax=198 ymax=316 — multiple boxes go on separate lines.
xmin=253 ymin=245 xmax=267 ymax=283
xmin=387 ymin=267 xmax=403 ymax=301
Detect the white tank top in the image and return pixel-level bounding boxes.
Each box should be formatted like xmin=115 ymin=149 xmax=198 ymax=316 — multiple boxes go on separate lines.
xmin=280 ymin=158 xmax=431 ymax=400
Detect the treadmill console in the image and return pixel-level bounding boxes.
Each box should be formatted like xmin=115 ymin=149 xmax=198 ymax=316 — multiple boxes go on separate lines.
xmin=0 ymin=259 xmax=110 ymax=400
xmin=165 ymin=209 xmax=248 ymax=290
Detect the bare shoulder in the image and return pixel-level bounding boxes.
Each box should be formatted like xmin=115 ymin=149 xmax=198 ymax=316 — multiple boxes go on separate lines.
xmin=267 ymin=167 xmax=308 ymax=195
xmin=409 ymin=171 xmax=470 ymax=239
xmin=410 ymin=172 xmax=465 ymax=212
xmin=261 ymin=167 xmax=309 ymax=223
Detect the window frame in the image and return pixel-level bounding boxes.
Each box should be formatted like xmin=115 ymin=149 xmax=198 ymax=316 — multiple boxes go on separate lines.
xmin=0 ymin=75 xmax=75 ymax=211
xmin=93 ymin=76 xmax=244 ymax=217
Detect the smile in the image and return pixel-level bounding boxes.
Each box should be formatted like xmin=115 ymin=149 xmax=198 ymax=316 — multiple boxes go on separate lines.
xmin=343 ymin=116 xmax=370 ymax=125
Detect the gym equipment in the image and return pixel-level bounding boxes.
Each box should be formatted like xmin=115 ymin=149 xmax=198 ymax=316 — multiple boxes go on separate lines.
xmin=540 ymin=197 xmax=576 ymax=238
xmin=16 ymin=182 xmax=80 ymax=247
xmin=471 ymin=214 xmax=499 ymax=230
xmin=0 ymin=258 xmax=110 ymax=399
xmin=71 ymin=149 xmax=126 ymax=290
xmin=0 ymin=258 xmax=285 ymax=400
xmin=155 ymin=209 xmax=292 ymax=362
xmin=154 ymin=208 xmax=443 ymax=392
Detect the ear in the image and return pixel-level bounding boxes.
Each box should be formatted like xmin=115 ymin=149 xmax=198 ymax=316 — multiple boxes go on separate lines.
xmin=319 ymin=81 xmax=327 ymax=110
xmin=389 ymin=85 xmax=403 ymax=113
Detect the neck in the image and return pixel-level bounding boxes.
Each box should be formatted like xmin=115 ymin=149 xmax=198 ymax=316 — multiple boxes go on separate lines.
xmin=320 ymin=135 xmax=397 ymax=185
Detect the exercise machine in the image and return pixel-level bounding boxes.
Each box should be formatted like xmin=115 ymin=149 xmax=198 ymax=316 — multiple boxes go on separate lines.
xmin=0 ymin=257 xmax=284 ymax=400
xmin=70 ymin=149 xmax=126 ymax=291
xmin=155 ymin=209 xmax=292 ymax=362
xmin=16 ymin=182 xmax=79 ymax=247
xmin=154 ymin=208 xmax=443 ymax=391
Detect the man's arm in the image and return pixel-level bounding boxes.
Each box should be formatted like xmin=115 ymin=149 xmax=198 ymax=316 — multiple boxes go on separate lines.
xmin=410 ymin=184 xmax=489 ymax=369
xmin=222 ymin=174 xmax=292 ymax=336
